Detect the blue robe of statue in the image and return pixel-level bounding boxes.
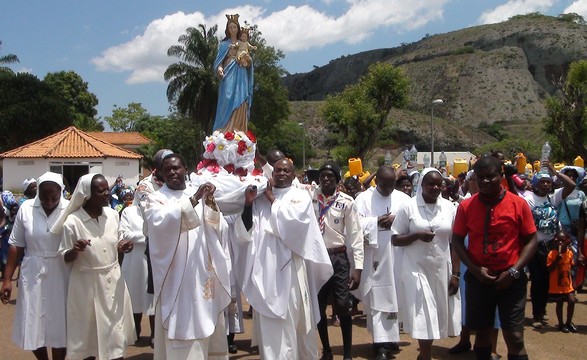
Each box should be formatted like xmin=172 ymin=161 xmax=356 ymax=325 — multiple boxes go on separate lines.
xmin=213 ymin=39 xmax=254 ymax=132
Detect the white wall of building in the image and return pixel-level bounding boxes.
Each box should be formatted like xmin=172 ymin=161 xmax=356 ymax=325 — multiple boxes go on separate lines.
xmin=1 ymin=157 xmax=140 ymax=192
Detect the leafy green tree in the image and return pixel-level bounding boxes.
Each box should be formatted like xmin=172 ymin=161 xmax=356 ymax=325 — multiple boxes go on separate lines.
xmin=134 ymin=112 xmax=204 ymax=170
xmin=322 ymin=63 xmax=409 ymax=159
xmin=557 ymin=12 xmax=586 ymax=25
xmin=0 ymin=73 xmax=73 ymax=151
xmin=543 ymin=60 xmax=587 ymax=162
xmin=478 ymin=121 xmax=509 ymax=141
xmin=43 ymin=71 xmax=102 ymax=131
xmin=0 ymin=40 xmax=19 ymax=75
xmin=247 ymin=25 xmax=290 ymax=138
xmin=105 ymin=102 xmax=150 ymax=132
xmin=164 ymin=25 xmax=218 ymax=133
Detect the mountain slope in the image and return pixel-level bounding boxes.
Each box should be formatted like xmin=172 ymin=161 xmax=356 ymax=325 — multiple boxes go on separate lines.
xmin=283 ymin=14 xmax=587 ymax=153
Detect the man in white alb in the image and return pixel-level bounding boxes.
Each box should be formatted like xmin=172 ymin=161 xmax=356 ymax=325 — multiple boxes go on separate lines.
xmin=354 ymin=166 xmax=411 ymax=360
xmin=239 ymin=159 xmax=333 ymax=359
xmin=144 ymin=153 xmax=231 ymax=360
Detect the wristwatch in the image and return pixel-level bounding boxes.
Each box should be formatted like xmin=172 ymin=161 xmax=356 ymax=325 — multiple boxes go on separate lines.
xmin=508 ymin=267 xmax=520 ymax=279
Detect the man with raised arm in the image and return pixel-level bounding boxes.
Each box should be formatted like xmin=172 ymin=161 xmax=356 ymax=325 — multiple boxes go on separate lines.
xmin=240 ymin=159 xmax=333 ymax=359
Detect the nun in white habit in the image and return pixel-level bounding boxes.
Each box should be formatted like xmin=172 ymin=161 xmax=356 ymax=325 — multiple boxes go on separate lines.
xmin=53 ymin=173 xmax=136 ymax=360
xmin=1 ymin=172 xmax=70 ymax=359
xmin=391 ymin=168 xmax=461 ymax=360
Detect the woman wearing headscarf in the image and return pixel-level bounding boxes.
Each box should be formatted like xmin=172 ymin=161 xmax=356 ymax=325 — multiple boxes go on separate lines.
xmin=115 ymin=188 xmax=134 ymax=214
xmin=53 ymin=173 xmax=136 ymax=360
xmin=1 ymin=172 xmax=70 ymax=360
xmin=523 ymin=161 xmax=575 ymax=328
xmin=1 ymin=190 xmax=19 ymax=270
xmin=19 ymin=177 xmax=37 ymax=205
xmin=391 ymin=168 xmax=461 ymax=360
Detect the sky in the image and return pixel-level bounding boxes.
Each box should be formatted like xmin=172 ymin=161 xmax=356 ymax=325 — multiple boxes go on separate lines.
xmin=2 ymin=0 xmax=587 ymax=123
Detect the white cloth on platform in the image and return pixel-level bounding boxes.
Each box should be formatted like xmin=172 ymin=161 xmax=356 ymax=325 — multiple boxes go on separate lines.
xmin=119 ymin=205 xmax=153 ymax=314
xmin=189 ymin=171 xmax=267 ymax=215
xmin=9 ymin=172 xmax=70 ymax=350
xmin=354 ymin=187 xmax=410 ymax=343
xmin=144 ymin=184 xmax=231 ymax=359
xmin=237 ymin=185 xmax=333 ymax=359
xmin=390 ymin=168 xmax=461 ymax=340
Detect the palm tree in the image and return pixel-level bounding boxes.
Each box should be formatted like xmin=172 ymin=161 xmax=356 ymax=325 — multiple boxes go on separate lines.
xmin=0 ymin=40 xmax=19 ymax=74
xmin=164 ymin=24 xmax=219 ymax=133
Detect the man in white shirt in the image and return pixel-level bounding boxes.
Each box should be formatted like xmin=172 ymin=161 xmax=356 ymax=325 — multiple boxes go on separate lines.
xmin=313 ymin=162 xmax=364 ymax=360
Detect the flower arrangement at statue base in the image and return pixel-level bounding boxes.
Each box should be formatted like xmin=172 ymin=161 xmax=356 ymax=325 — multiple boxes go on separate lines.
xmin=190 ymin=130 xmax=266 ymax=215
xmin=195 ymin=130 xmax=262 ymax=177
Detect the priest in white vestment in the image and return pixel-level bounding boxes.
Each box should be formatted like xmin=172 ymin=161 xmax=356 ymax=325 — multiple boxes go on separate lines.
xmin=239 ymin=159 xmax=333 ymax=360
xmin=354 ymin=166 xmax=411 ymax=360
xmin=144 ymin=153 xmax=232 ymax=360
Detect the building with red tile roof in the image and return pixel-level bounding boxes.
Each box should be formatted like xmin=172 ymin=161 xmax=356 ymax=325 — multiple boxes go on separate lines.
xmin=0 ymin=126 xmax=143 ymax=192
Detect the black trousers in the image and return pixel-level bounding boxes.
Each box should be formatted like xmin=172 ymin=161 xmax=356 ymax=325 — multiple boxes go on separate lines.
xmin=527 ymin=245 xmax=550 ymax=319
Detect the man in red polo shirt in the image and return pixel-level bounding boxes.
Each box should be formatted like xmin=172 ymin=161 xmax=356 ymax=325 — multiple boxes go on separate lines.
xmin=452 ymin=155 xmax=537 ymax=360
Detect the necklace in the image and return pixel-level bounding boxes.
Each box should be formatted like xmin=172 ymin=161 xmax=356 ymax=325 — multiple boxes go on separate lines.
xmin=423 ymin=202 xmax=439 ymax=232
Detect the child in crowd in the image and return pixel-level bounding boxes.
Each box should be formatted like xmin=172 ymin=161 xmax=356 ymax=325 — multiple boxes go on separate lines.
xmin=547 ymin=230 xmax=578 ymax=333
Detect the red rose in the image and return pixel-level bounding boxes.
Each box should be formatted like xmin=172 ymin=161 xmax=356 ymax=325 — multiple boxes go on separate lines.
xmin=252 ymin=168 xmax=263 ymax=176
xmin=207 ymin=163 xmax=220 ymax=173
xmin=246 ymin=130 xmax=256 ymax=143
xmin=224 ymin=163 xmax=235 ymax=173
xmin=237 ymin=140 xmax=247 ymax=155
xmin=234 ymin=167 xmax=248 ymax=177
xmin=206 ymin=143 xmax=215 ymax=152
xmin=196 ymin=158 xmax=211 ymax=171
xmin=224 ymin=131 xmax=235 ymax=141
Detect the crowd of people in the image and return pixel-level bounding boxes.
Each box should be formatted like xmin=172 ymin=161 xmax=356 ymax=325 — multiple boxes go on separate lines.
xmin=0 ymin=147 xmax=584 ymax=360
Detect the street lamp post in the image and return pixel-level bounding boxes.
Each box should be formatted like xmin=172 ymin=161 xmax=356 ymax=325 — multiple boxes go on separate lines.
xmin=299 ymin=122 xmax=306 ymax=169
xmin=430 ymin=99 xmax=444 ymax=166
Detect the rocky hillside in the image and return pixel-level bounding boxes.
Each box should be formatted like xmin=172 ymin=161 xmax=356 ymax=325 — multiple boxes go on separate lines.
xmin=284 ymin=14 xmax=587 ymax=156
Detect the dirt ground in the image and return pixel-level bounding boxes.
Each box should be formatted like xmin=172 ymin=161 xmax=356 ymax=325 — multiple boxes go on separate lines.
xmin=0 ymin=280 xmax=585 ymax=360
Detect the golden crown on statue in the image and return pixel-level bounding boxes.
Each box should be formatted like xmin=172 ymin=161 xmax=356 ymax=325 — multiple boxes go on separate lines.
xmin=226 ymin=14 xmax=240 ymax=23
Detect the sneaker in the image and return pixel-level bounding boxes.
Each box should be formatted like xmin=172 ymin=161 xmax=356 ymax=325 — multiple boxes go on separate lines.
xmin=542 ymin=314 xmax=549 ymax=322
xmin=532 ymin=320 xmax=543 ymax=329
xmin=566 ymin=322 xmax=578 ymax=333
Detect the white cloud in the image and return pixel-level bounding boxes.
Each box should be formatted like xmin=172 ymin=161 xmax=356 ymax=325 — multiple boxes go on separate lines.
xmin=565 ymin=0 xmax=587 ymax=17
xmin=91 ymin=1 xmax=448 ymax=84
xmin=478 ymin=0 xmax=557 ymax=24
